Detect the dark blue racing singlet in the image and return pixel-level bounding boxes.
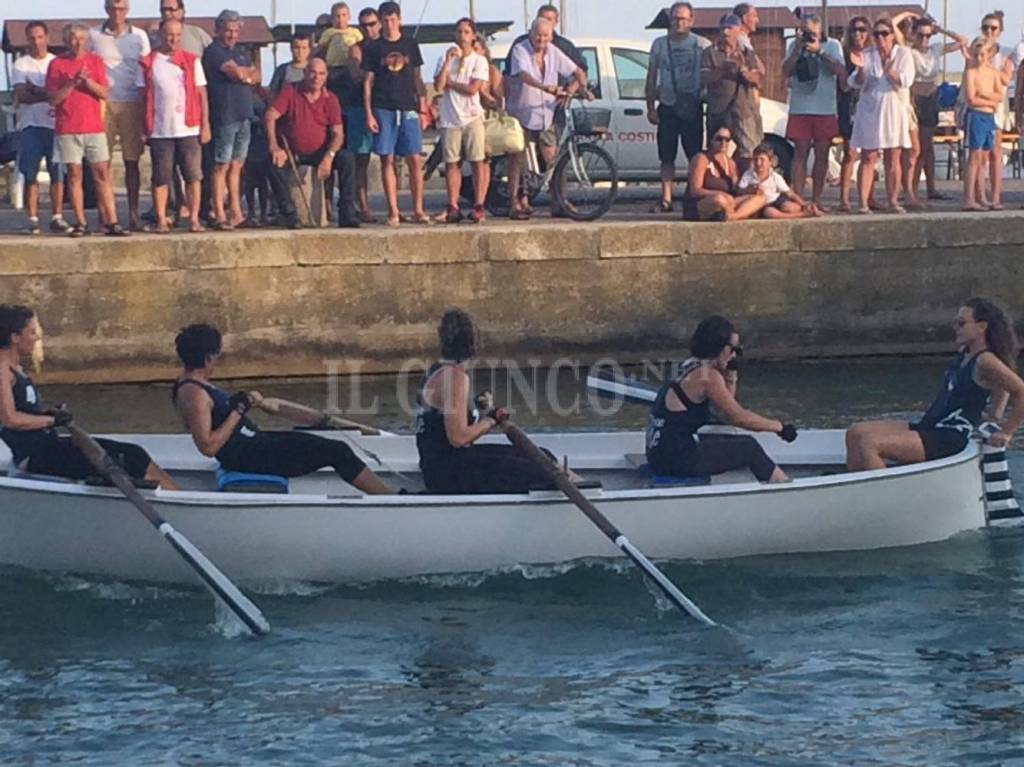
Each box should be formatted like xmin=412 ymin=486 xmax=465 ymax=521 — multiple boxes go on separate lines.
xmin=171 ymin=378 xmax=260 ymax=459
xmin=914 ymin=350 xmax=992 ymax=434
xmin=0 ymin=368 xmax=58 ymax=462
xmin=646 ymin=358 xmax=711 ymax=468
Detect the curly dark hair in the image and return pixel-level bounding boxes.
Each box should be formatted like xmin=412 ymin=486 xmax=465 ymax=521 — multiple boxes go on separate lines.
xmin=964 ymin=298 xmax=1019 ymax=369
xmin=175 ymin=323 xmax=222 ymax=369
xmin=438 ymin=308 xmax=475 ymax=361
xmin=690 ymin=315 xmax=736 ymax=359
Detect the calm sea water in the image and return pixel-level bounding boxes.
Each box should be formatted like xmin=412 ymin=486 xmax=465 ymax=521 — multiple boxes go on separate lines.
xmin=3 ymin=357 xmax=1023 ymax=766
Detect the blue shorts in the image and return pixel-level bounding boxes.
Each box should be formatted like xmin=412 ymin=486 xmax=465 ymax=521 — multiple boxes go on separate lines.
xmin=372 ymin=108 xmax=423 ymax=158
xmin=965 ymin=110 xmax=996 ymax=151
xmin=17 ymin=126 xmax=64 ymax=184
xmin=213 ymin=119 xmax=252 ymax=164
xmin=345 ymin=107 xmax=374 ymax=155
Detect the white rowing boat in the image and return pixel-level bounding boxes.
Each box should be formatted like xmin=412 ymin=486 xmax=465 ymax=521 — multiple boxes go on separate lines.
xmin=0 ymin=427 xmax=1016 ymax=585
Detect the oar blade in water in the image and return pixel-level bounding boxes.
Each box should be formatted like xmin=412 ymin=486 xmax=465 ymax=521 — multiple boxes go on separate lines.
xmin=159 ymin=522 xmax=271 ymax=636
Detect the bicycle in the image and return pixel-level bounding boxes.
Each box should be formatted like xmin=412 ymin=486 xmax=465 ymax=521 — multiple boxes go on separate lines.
xmin=491 ymin=95 xmax=619 ymax=221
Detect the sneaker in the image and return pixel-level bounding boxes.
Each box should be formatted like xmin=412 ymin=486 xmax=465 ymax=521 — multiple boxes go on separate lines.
xmin=444 ymin=205 xmax=463 ymax=224
xmin=49 ymin=216 xmax=73 ymax=234
xmin=468 ymin=205 xmax=486 ymax=224
xmin=70 ymin=224 xmax=90 ymax=238
xmin=25 ymin=218 xmax=41 ymax=235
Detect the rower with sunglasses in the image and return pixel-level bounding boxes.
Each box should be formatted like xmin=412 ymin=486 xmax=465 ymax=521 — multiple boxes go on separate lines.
xmin=646 ymin=315 xmax=796 ymax=484
xmin=681 ymin=128 xmax=766 ymax=221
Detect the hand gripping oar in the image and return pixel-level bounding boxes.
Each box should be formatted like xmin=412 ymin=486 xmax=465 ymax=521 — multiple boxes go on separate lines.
xmin=504 ymin=422 xmax=716 ymax=626
xmin=66 ymin=423 xmax=270 ymax=636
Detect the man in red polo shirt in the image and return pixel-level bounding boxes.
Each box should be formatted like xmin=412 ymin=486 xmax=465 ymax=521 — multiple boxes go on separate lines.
xmin=265 ymin=56 xmax=359 ymax=228
xmin=46 ymin=22 xmax=126 ymax=237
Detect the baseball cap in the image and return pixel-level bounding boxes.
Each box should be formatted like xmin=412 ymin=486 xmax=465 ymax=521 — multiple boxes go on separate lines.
xmin=720 ymin=13 xmax=742 ymax=29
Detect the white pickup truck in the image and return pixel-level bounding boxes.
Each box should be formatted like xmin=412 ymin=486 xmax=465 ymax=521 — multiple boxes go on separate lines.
xmin=490 ymin=37 xmax=794 ymax=179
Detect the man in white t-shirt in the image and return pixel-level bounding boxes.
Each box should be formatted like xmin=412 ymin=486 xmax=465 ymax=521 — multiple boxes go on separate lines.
xmin=433 ymin=17 xmax=489 ymax=224
xmin=11 ymin=21 xmax=71 ymax=235
xmin=140 ymin=18 xmax=210 ymax=232
xmin=89 ymin=0 xmax=151 ymax=230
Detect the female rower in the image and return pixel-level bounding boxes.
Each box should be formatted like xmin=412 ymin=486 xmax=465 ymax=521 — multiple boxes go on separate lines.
xmin=0 ymin=305 xmax=177 ymax=489
xmin=415 ymin=308 xmax=557 ymax=494
xmin=846 ymin=298 xmax=1024 ymax=470
xmin=172 ymin=324 xmax=391 ymax=494
xmin=646 ymin=315 xmax=796 ymax=483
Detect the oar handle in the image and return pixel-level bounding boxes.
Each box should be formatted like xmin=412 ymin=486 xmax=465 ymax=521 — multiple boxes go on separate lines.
xmin=260 ymin=397 xmax=380 ymax=436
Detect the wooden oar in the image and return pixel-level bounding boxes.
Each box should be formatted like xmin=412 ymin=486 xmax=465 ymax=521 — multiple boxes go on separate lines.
xmin=258 ymin=397 xmax=405 ymax=478
xmin=260 ymin=397 xmax=380 ymax=436
xmin=505 ymin=422 xmax=716 ymax=627
xmin=66 ymin=423 xmax=270 ymax=637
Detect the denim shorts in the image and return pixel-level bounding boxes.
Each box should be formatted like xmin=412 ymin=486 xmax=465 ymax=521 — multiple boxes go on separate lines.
xmin=17 ymin=126 xmax=64 ymax=184
xmin=372 ymin=108 xmax=423 ymax=157
xmin=213 ymin=119 xmax=252 ymax=164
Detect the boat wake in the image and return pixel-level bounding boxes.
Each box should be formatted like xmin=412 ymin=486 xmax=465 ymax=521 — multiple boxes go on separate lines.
xmin=48 ymin=573 xmax=192 ymax=603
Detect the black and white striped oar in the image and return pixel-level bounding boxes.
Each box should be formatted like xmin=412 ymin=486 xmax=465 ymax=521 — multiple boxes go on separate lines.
xmin=978 ymin=422 xmax=1023 ymax=526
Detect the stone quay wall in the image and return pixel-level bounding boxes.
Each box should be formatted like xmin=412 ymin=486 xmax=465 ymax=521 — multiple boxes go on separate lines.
xmin=3 ymin=212 xmax=1023 ymax=383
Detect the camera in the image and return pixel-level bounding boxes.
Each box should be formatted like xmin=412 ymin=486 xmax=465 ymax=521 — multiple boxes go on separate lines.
xmin=801 ymin=30 xmax=817 ymax=44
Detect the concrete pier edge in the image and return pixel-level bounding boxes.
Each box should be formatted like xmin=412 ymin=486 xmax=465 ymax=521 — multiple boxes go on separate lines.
xmin=4 ymin=210 xmax=1023 ymax=384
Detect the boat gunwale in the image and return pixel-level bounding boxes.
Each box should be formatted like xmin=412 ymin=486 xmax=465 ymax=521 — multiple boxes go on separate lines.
xmin=0 ymin=440 xmax=982 ymax=509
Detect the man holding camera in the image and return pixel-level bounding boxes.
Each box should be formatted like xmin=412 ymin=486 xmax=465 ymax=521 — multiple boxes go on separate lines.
xmin=645 ymin=2 xmax=710 ymax=213
xmin=782 ymin=12 xmax=845 ymax=213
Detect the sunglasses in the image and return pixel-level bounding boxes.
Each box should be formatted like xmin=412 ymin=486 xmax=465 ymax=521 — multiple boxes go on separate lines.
xmin=160 ymin=6 xmax=179 ymax=12
xmin=852 ymin=26 xmax=869 ymax=33
xmin=953 ymin=318 xmax=978 ymax=328
xmin=727 ymin=344 xmax=744 ymax=356
xmin=712 ymin=134 xmax=732 ymax=142
xmin=873 ymin=30 xmax=892 ymax=38
xmin=362 ymin=20 xmax=380 ymax=27
xmin=982 ymin=25 xmax=1000 ymax=32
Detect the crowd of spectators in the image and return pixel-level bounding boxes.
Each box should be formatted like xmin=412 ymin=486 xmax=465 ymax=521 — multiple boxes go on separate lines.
xmin=8 ymin=2 xmax=1024 ymax=235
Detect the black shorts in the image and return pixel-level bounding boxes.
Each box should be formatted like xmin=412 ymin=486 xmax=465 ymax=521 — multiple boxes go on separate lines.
xmin=913 ymin=93 xmax=940 ymax=130
xmin=908 ymin=424 xmax=969 ymax=461
xmin=421 ymin=443 xmax=557 ymax=495
xmin=26 ymin=435 xmax=152 ymax=480
xmin=656 ymin=103 xmax=703 ymax=165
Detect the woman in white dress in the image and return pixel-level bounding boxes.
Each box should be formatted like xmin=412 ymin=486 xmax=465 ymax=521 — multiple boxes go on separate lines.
xmin=848 ymin=17 xmax=916 ymax=214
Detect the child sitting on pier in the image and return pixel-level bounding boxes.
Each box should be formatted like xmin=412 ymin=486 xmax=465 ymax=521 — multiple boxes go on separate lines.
xmin=737 ymin=144 xmax=821 ymax=219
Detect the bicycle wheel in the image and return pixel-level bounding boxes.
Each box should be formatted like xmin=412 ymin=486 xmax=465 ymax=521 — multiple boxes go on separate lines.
xmin=485 ymin=155 xmax=544 ymax=217
xmin=551 ymin=142 xmax=618 ymax=221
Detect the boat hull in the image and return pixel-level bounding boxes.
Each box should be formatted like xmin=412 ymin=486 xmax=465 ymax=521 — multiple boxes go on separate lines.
xmin=0 ymin=434 xmax=986 ymax=584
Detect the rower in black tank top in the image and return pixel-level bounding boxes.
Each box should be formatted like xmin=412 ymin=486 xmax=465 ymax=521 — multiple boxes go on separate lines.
xmin=645 ymin=358 xmax=779 ymax=482
xmin=414 ymin=361 xmax=556 ymax=495
xmin=0 ymin=367 xmax=58 ymax=463
xmin=172 ymin=377 xmax=260 ymax=463
xmin=0 ymin=367 xmax=153 ymax=480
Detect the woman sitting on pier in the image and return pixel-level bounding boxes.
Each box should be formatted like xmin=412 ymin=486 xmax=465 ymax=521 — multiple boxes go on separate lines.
xmin=0 ymin=305 xmax=177 ymax=489
xmin=415 ymin=308 xmax=558 ymax=494
xmin=646 ymin=315 xmax=797 ymax=483
xmin=846 ymin=298 xmax=1024 ymax=470
xmin=172 ymin=323 xmax=391 ymax=494
xmin=681 ymin=126 xmax=767 ymax=222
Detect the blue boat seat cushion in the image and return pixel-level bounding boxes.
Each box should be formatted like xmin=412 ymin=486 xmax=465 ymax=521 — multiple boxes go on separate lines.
xmin=624 ymin=452 xmax=710 ymax=487
xmin=216 ymin=468 xmax=289 ymax=494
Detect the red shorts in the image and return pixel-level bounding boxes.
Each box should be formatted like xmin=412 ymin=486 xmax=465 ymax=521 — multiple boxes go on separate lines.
xmin=785 ymin=114 xmax=840 ymax=142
